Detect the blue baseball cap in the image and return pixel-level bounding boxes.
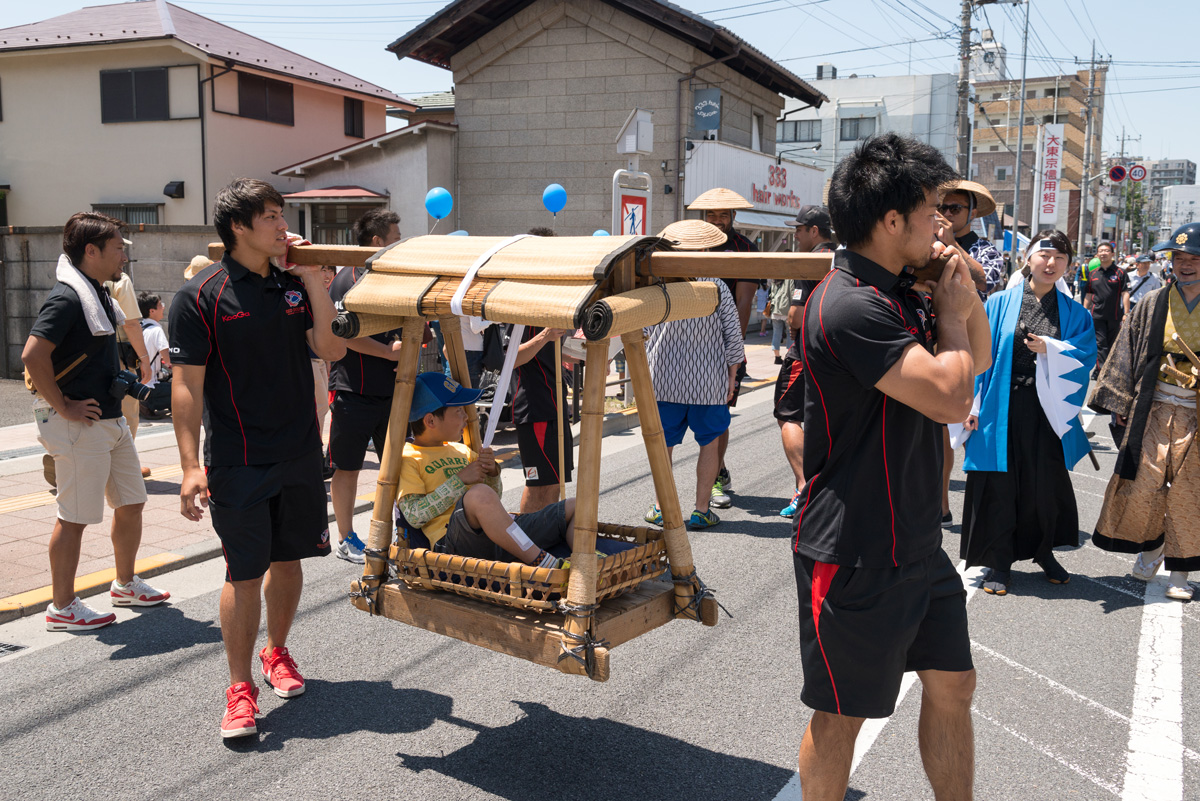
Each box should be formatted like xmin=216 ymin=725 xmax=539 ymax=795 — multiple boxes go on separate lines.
xmin=409 ymin=372 xmax=482 ymax=422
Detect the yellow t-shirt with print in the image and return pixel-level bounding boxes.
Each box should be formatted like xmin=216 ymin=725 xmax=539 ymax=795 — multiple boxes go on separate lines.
xmin=399 ymin=441 xmax=474 ymax=545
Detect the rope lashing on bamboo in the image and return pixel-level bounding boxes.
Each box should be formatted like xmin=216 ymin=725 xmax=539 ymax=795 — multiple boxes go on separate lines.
xmin=671 ymin=569 xmax=731 ymax=620
xmin=349 ymin=547 xmax=398 ymax=614
xmin=449 ymin=233 xmax=531 ymax=316
xmin=556 ymin=601 xmax=611 ymax=677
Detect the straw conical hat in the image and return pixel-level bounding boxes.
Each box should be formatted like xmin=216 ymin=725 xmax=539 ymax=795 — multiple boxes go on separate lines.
xmin=658 ymin=219 xmax=728 ymax=251
xmin=687 ymin=187 xmax=754 ymax=210
xmin=943 ymin=180 xmax=996 ymax=219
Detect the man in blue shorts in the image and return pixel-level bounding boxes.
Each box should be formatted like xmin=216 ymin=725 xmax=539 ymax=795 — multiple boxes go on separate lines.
xmin=643 ymin=220 xmax=744 ymax=530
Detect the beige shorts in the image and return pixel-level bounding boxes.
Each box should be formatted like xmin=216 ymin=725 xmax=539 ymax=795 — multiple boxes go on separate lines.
xmin=35 ymin=411 xmax=148 ymax=524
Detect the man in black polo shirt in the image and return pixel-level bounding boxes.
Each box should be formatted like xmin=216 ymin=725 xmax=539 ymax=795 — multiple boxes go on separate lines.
xmin=327 ymin=209 xmax=403 ymax=564
xmin=792 ymin=134 xmax=990 ymax=800
xmin=23 ymin=212 xmax=169 ymax=632
xmin=170 ymin=179 xmax=346 ymax=739
xmin=511 ymin=323 xmax=574 ymax=513
xmin=1082 ymin=241 xmax=1130 ymax=377
xmin=774 ymin=205 xmax=835 ymax=517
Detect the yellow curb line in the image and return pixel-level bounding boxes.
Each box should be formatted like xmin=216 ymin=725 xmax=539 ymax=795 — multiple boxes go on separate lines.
xmin=0 ymin=551 xmax=183 ymax=618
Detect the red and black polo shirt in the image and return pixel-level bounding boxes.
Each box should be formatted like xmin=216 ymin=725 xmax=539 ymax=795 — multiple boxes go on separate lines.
xmin=510 ymin=325 xmax=568 ymax=426
xmin=328 ymin=265 xmax=402 ymax=398
xmin=785 ymin=241 xmax=836 ymax=362
xmin=1083 ymin=263 xmax=1130 ymax=322
xmin=793 ymin=249 xmax=942 ymax=568
xmin=169 ymin=255 xmax=319 ymax=467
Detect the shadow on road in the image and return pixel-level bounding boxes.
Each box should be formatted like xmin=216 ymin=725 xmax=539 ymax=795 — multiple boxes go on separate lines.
xmin=392 ymin=699 xmax=795 ymax=800
xmin=225 ymin=680 xmax=455 ymax=752
xmin=96 ymin=605 xmax=222 ymax=659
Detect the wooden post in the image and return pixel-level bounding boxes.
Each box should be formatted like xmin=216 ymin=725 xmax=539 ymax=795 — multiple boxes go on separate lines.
xmin=437 ymin=315 xmax=481 ymax=454
xmin=558 ymin=338 xmax=610 ymax=680
xmin=620 ymin=329 xmax=710 ymax=624
xmin=355 ymin=316 xmax=426 ymax=608
xmin=554 ymin=337 xmax=566 ymax=502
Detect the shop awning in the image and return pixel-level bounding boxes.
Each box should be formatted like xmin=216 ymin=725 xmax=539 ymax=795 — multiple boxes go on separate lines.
xmin=734 ymin=210 xmax=798 ymax=232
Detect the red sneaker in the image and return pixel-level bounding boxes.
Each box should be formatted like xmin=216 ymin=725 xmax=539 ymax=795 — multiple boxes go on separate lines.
xmin=221 ymin=682 xmax=259 ymax=739
xmin=260 ymin=646 xmax=306 ymax=698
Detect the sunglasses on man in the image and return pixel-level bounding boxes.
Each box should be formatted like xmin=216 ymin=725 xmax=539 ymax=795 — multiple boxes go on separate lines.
xmin=937 ymin=203 xmax=969 ymax=216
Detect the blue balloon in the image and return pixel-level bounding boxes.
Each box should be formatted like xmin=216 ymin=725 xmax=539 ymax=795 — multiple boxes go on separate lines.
xmin=425 ymin=187 xmax=453 ymax=220
xmin=592 ymin=229 xmax=610 ymax=236
xmin=449 ymin=229 xmax=469 ymax=236
xmin=542 ymin=183 xmax=567 ymax=214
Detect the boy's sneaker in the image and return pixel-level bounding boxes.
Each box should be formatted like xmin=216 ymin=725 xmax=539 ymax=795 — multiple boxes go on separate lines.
xmin=45 ymin=597 xmax=116 ymax=632
xmin=688 ymin=509 xmax=720 ymax=530
xmin=780 ymin=489 xmax=803 ymax=518
xmin=336 ymin=534 xmax=366 ymax=565
xmin=716 ymin=467 xmax=733 ymax=493
xmin=221 ymin=682 xmax=259 ymax=739
xmin=710 ymin=483 xmax=732 ymax=509
xmin=260 ymin=646 xmax=306 ymax=698
xmin=644 ymin=503 xmax=663 ymax=526
xmin=110 ymin=575 xmax=170 ymax=607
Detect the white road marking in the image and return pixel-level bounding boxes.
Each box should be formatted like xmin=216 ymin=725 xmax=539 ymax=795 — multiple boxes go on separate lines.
xmin=1121 ymin=577 xmax=1184 ymax=801
xmin=974 ymin=706 xmax=1122 ymax=796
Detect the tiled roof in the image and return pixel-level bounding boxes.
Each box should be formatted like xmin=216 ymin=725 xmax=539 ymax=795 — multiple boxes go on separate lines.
xmin=386 ymin=0 xmax=825 ymax=105
xmin=0 ymin=0 xmax=413 ymax=107
xmin=411 ymin=91 xmax=456 ymax=109
xmin=283 ymin=186 xmax=387 ymax=199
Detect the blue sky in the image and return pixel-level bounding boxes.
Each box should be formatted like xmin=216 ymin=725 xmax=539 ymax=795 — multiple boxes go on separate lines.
xmin=7 ymin=0 xmax=1197 ymax=166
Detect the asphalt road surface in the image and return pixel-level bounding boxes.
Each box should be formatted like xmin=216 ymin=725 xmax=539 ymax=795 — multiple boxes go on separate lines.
xmin=1 ymin=386 xmax=1195 ymax=800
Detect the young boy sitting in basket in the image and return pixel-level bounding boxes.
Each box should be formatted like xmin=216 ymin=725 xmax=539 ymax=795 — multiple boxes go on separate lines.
xmin=397 ymin=372 xmax=577 ymax=569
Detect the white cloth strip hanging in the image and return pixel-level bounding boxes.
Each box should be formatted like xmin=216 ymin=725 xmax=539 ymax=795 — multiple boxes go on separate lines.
xmin=449 ymin=234 xmax=532 ymax=317
xmin=482 ymin=323 xmax=524 ymax=449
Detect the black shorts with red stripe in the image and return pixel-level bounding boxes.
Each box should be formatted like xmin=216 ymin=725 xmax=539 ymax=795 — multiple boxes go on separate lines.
xmin=514 ymin=418 xmax=574 ymax=487
xmin=793 ymin=548 xmax=972 ymax=719
xmin=773 ymin=354 xmax=805 ymax=424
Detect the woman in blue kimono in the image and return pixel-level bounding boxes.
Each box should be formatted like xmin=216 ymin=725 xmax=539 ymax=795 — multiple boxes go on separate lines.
xmin=961 ymin=230 xmax=1096 ymax=595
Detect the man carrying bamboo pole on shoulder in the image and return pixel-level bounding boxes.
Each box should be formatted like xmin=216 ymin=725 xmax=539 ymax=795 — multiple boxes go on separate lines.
xmin=169 ymin=178 xmax=346 ymax=740
xmin=791 ymin=134 xmax=991 ymax=800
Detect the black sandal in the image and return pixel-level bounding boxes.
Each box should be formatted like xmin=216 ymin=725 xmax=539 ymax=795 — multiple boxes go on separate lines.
xmin=982 ymin=567 xmax=1010 ymax=596
xmin=1037 ymin=554 xmax=1070 ymax=585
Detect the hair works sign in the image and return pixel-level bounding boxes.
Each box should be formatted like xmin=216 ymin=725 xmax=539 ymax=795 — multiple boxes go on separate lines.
xmin=684 ymin=140 xmax=824 ymax=216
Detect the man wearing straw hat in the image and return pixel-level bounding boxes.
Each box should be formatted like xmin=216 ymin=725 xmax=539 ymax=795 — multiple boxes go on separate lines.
xmin=643 ymin=219 xmax=745 ymax=530
xmin=792 ymin=134 xmax=989 ymax=800
xmin=687 ymin=187 xmax=757 ymax=508
xmin=938 ymin=180 xmax=1000 ymax=297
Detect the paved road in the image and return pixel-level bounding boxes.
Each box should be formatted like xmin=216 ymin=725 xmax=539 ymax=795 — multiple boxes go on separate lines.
xmin=0 ymin=379 xmax=33 ymax=428
xmin=0 ymin=387 xmax=1195 ymax=800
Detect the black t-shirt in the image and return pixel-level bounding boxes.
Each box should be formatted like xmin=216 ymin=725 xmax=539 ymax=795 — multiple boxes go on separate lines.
xmin=1083 ymin=264 xmax=1129 ymax=321
xmin=29 ymin=277 xmax=124 ymax=419
xmin=169 ymin=256 xmax=319 ymax=467
xmin=328 ymin=265 xmax=402 ymax=397
xmin=715 ymin=229 xmax=759 ymax=295
xmin=785 ymin=241 xmax=836 ymax=361
xmin=511 ymin=325 xmax=568 ymax=425
xmin=793 ymin=250 xmax=941 ymax=568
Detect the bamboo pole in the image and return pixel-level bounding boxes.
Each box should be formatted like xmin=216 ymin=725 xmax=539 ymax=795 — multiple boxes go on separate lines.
xmin=555 ymin=337 xmax=566 ymax=502
xmin=558 ymin=338 xmax=610 ymax=680
xmin=355 ymin=316 xmax=426 ymax=607
xmin=619 ymin=329 xmax=704 ymax=623
xmin=645 ymin=251 xmax=834 ymax=281
xmin=437 ymin=315 xmax=482 ymax=455
xmin=207 ymin=242 xmax=376 ymax=266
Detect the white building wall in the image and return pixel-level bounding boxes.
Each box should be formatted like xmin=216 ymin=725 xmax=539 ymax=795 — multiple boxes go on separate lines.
xmin=1159 ymin=184 xmax=1200 ymax=235
xmin=779 ymin=74 xmax=957 ymax=176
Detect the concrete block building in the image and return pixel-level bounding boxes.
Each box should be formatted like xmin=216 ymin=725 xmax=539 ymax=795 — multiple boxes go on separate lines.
xmin=382 ymin=0 xmax=826 ymax=239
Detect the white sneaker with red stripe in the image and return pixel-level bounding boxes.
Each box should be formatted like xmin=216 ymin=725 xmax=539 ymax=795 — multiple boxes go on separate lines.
xmin=45 ymin=597 xmax=116 ymax=632
xmin=110 ymin=575 xmax=171 ymax=607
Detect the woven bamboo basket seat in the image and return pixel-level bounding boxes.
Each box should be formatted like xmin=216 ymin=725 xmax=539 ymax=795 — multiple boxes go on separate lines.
xmin=391 ymin=523 xmax=669 ymax=612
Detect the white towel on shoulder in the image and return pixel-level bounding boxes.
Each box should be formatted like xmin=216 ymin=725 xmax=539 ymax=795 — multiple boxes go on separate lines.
xmin=56 ymin=254 xmax=125 ymax=335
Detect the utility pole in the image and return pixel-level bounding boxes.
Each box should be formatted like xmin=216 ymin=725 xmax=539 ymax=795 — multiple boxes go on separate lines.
xmin=956 ymin=0 xmax=1000 ymax=176
xmin=1115 ymin=128 xmax=1140 ymax=253
xmin=1075 ymin=47 xmax=1110 ymax=257
xmin=1007 ymin=0 xmax=1031 ymax=273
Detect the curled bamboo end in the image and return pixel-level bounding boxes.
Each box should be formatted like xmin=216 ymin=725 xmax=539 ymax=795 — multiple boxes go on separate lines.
xmin=700 ymin=595 xmax=720 ymax=627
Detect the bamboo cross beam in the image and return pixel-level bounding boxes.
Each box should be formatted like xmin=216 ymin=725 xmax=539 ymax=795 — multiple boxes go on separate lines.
xmin=207 ymin=242 xmax=377 ymax=267
xmin=643 ymin=251 xmax=834 ymax=281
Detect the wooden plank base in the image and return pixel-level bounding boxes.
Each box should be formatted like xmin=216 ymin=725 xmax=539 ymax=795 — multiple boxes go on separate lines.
xmin=349 ymin=578 xmax=681 ymax=681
